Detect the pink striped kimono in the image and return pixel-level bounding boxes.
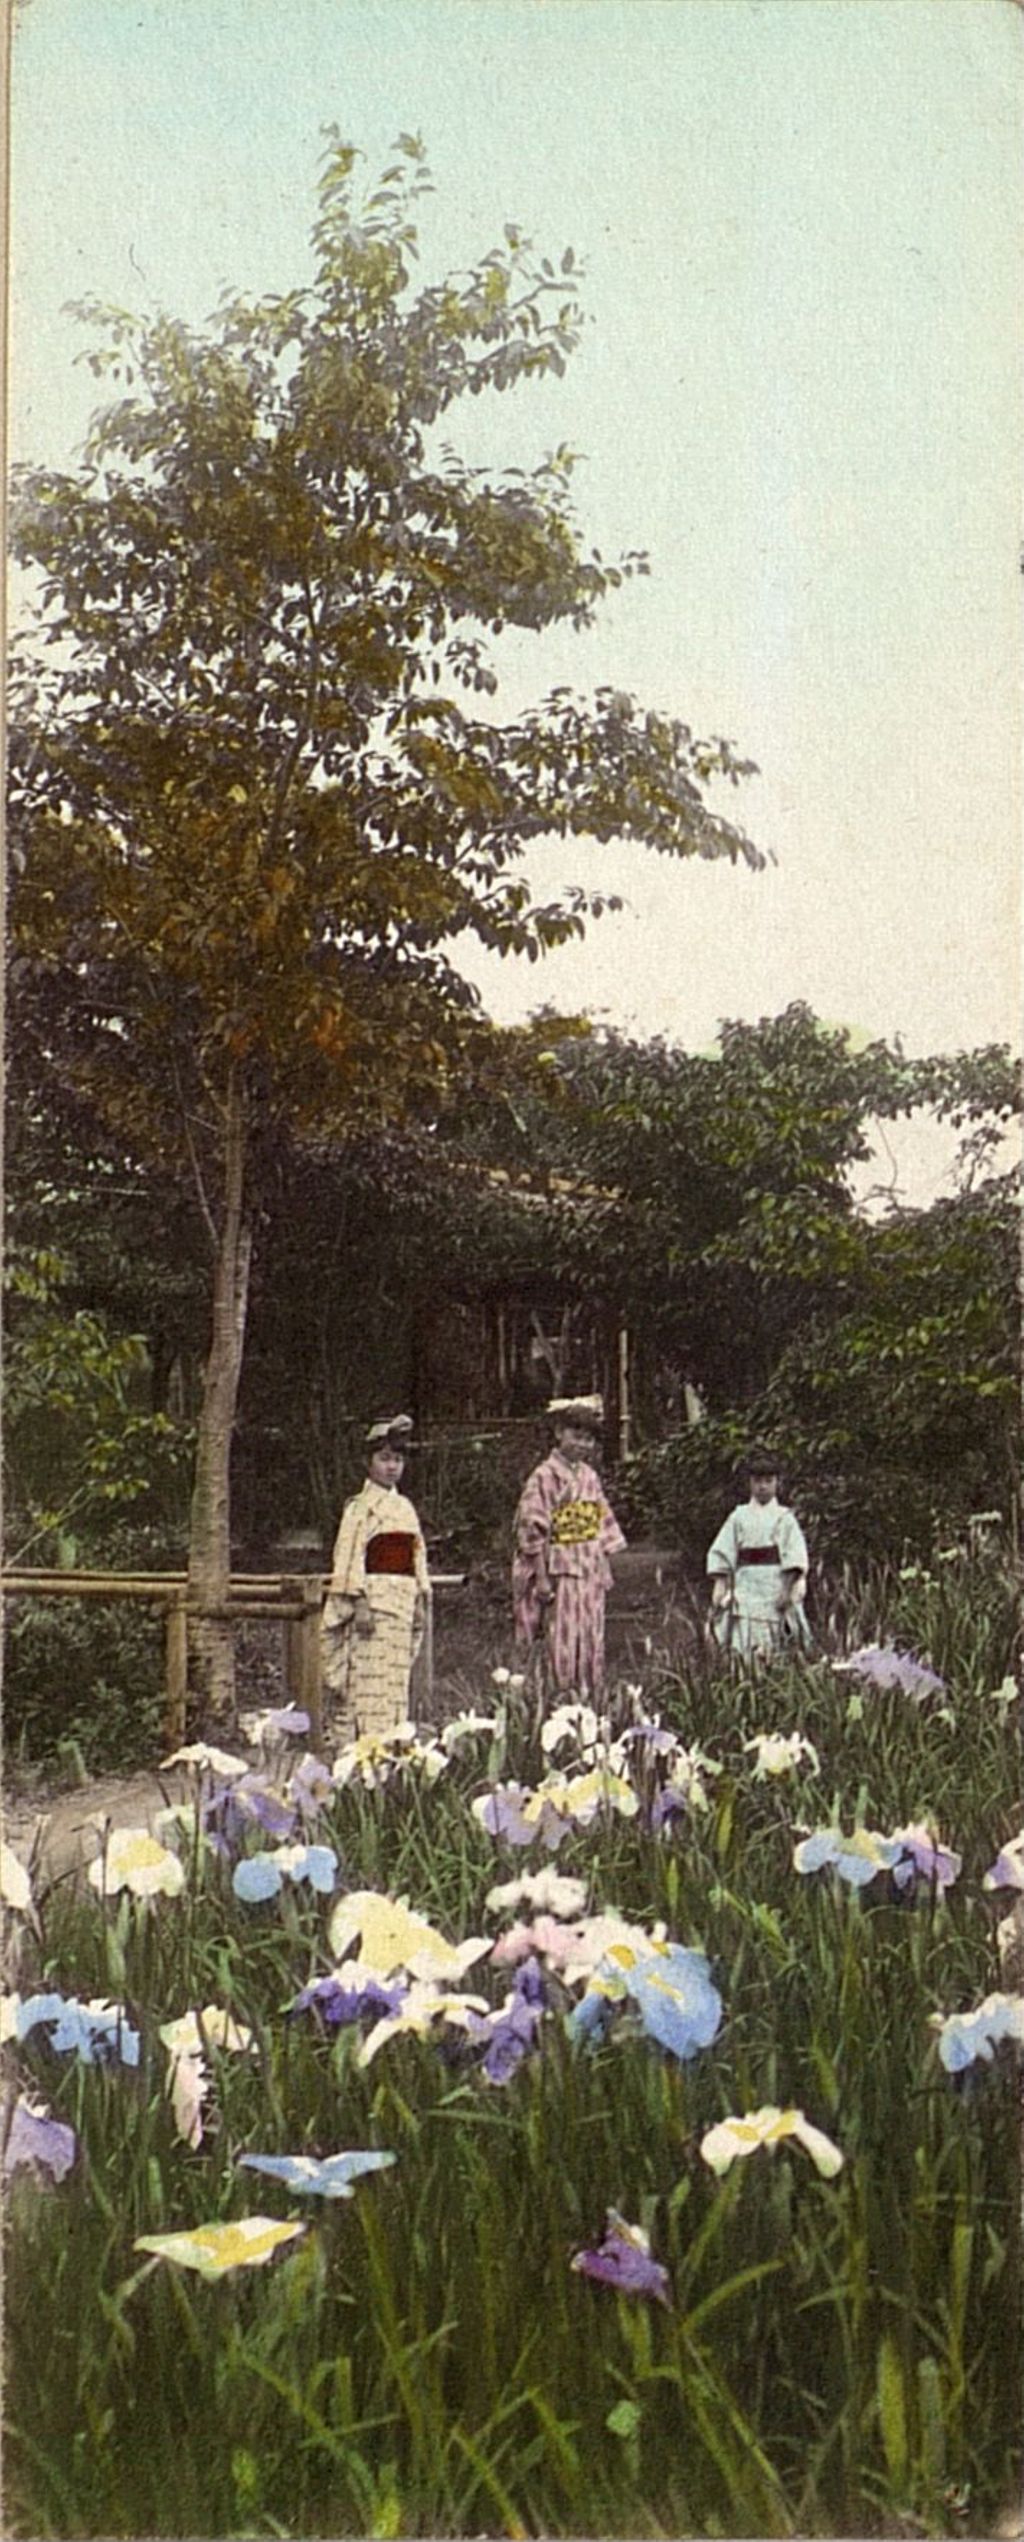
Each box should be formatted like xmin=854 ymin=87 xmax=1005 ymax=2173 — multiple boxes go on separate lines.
xmin=512 ymin=1449 xmax=626 ymax=1697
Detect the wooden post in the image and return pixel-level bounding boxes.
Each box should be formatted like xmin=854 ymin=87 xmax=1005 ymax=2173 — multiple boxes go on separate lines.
xmin=618 ymin=1320 xmax=632 ymax=1461
xmin=282 ymin=1609 xmax=303 ymax=1710
xmin=298 ymin=1576 xmax=324 ymax=1753
xmin=164 ymin=1590 xmax=189 ymax=1747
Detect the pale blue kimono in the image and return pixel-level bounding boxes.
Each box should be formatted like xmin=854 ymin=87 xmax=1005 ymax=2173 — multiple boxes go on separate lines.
xmin=706 ymin=1496 xmax=810 ymax=1658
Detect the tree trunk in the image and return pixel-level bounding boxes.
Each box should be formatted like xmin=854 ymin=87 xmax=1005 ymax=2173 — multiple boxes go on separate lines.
xmin=187 ymin=1071 xmax=252 ymax=1726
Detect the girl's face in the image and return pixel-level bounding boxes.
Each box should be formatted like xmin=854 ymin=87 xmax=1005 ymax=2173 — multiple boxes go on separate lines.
xmin=555 ymin=1422 xmax=596 ymax=1463
xmin=369 ymin=1445 xmax=405 ymax=1488
xmin=749 ymin=1470 xmax=779 ymax=1505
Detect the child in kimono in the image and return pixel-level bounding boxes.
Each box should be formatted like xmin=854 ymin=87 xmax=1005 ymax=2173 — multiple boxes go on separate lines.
xmin=706 ymin=1446 xmax=809 ymax=1660
xmin=513 ymin=1395 xmax=626 ymax=1698
xmin=322 ymin=1416 xmax=430 ymax=1740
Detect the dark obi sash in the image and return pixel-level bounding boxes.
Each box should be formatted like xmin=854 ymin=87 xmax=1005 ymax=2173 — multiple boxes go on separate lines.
xmin=365 ymin=1532 xmax=417 ymax=1577
xmin=737 ymin=1545 xmax=781 ymax=1567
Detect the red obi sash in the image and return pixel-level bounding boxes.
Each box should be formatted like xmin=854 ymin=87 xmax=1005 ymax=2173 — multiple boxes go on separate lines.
xmin=737 ymin=1545 xmax=781 ymax=1567
xmin=365 ymin=1532 xmax=417 ymax=1577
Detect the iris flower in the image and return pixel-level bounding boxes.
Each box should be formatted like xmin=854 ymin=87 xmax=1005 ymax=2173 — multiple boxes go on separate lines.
xmin=135 ymin=2217 xmax=306 ymax=2279
xmin=159 ymin=2007 xmax=254 ymax=2148
xmin=700 ymin=2105 xmax=844 ymax=2177
xmin=16 ymin=1992 xmax=140 ymax=2066
xmin=793 ymin=1827 xmax=904 ymax=1886
xmin=169 ymin=2052 xmax=208 ymax=2149
xmin=650 ymin=1777 xmax=709 ymax=1835
xmin=531 ymin=1768 xmax=639 ymax=1828
xmin=0 ymin=1843 xmax=33 ymax=1912
xmin=540 ymin=1703 xmax=603 ymax=1758
xmin=485 ymin=1870 xmax=588 ymax=1920
xmin=3 ymin=2094 xmax=77 ymax=2182
xmin=467 ymin=1960 xmax=547 ymax=2085
xmin=162 ymin=1742 xmax=250 ymax=1778
xmin=890 ymin=1823 xmax=961 ymax=1892
xmin=983 ymin=1832 xmax=1024 ymax=1892
xmin=237 ymin=2149 xmax=396 ymax=2198
xmin=619 ymin=1716 xmax=684 ymax=1762
xmin=744 ymin=1731 xmax=819 ymax=1780
xmin=238 ymin=1706 xmax=310 ymax=1747
xmin=332 ymin=1726 xmax=447 ymax=1789
xmin=472 ymin=1783 xmax=552 ymax=1849
xmin=571 ymin=2211 xmax=671 ymax=2305
xmin=933 ymin=1991 xmax=1024 ymax=2073
xmin=206 ymin=1774 xmax=299 ymax=1852
xmin=232 ymin=1844 xmax=338 ymax=1902
xmin=833 ymin=1646 xmax=946 ymax=1703
xmin=441 ymin=1711 xmax=500 ymax=1754
xmin=328 ymin=1889 xmax=489 ymax=1982
xmin=626 ymin=1946 xmax=723 ymax=2059
xmin=492 ymin=1910 xmax=658 ymax=1984
xmin=289 ymin=1971 xmax=407 ymax=2027
xmin=571 ymin=1940 xmax=722 ymax=2062
xmin=159 ymin=2007 xmax=254 ymax=2058
xmin=88 ymin=1827 xmax=186 ymax=1899
xmin=288 ymin=1754 xmax=335 ymax=1818
xmin=359 ymin=1982 xmax=492 ymax=2066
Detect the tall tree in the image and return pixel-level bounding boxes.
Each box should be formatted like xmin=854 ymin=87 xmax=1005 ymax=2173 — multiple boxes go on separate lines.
xmin=9 ymin=136 xmax=762 ymax=1715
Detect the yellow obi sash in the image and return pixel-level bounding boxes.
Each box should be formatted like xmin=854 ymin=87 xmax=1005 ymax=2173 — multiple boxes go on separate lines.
xmin=550 ymin=1498 xmax=602 ymax=1547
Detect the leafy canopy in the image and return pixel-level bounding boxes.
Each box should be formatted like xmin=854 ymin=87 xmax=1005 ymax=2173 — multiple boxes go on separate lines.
xmin=9 ymin=132 xmax=763 ymax=1188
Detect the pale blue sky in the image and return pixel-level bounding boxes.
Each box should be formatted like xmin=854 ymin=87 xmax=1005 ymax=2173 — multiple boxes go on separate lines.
xmin=10 ymin=0 xmax=1023 ymax=1170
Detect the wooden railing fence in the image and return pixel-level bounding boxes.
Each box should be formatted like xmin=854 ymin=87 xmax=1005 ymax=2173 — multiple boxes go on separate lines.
xmin=1 ymin=1570 xmax=467 ymax=1749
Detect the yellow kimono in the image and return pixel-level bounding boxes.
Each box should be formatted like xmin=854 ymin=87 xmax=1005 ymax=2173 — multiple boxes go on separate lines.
xmin=322 ymin=1481 xmax=429 ymax=1740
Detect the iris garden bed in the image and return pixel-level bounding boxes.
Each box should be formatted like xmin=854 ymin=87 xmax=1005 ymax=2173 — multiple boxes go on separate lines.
xmin=2 ymin=1551 xmax=1020 ymax=2540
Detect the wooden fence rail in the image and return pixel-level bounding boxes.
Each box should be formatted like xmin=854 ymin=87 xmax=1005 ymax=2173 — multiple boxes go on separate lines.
xmin=2 ymin=1569 xmax=468 ymax=1750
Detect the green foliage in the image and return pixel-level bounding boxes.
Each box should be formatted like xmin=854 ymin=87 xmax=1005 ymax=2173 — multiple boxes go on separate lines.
xmin=8 ymin=134 xmax=761 ymax=1687
xmin=4 ymin=1595 xmax=165 ymax=1780
xmin=3 ymin=1242 xmax=194 ymax=1567
xmin=10 ymin=130 xmax=761 ymax=1156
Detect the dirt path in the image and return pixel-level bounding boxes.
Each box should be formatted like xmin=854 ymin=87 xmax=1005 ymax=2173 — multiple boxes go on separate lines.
xmin=3 ymin=1767 xmax=194 ymax=1890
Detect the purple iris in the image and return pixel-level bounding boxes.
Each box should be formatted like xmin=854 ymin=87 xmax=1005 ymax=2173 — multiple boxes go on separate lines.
xmin=205 ymin=1774 xmax=298 ymax=1854
xmin=3 ymin=2097 xmax=77 ymax=2182
xmin=835 ymin=1645 xmax=946 ymax=1703
xmin=891 ymin=1829 xmax=961 ymax=1893
xmin=289 ymin=1974 xmax=407 ymax=2028
xmin=288 ymin=1755 xmax=335 ymax=1821
xmin=650 ymin=1786 xmax=691 ymax=1836
xmin=467 ymin=1958 xmax=547 ymax=2085
xmin=620 ymin=1721 xmax=679 ymax=1759
xmin=571 ymin=2211 xmax=671 ymax=2306
xmin=474 ymin=1785 xmax=547 ymax=1849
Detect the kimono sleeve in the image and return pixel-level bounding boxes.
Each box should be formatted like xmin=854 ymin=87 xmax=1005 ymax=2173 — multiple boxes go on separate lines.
xmin=592 ymin=1469 xmax=626 ymax=1559
xmin=514 ymin=1461 xmax=555 ymax=1591
xmin=412 ymin=1512 xmax=430 ymax=1596
xmin=706 ymin=1508 xmax=741 ymax=1579
xmin=328 ymin=1493 xmax=369 ymax=1600
xmin=777 ymin=1506 xmax=809 ymax=1576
